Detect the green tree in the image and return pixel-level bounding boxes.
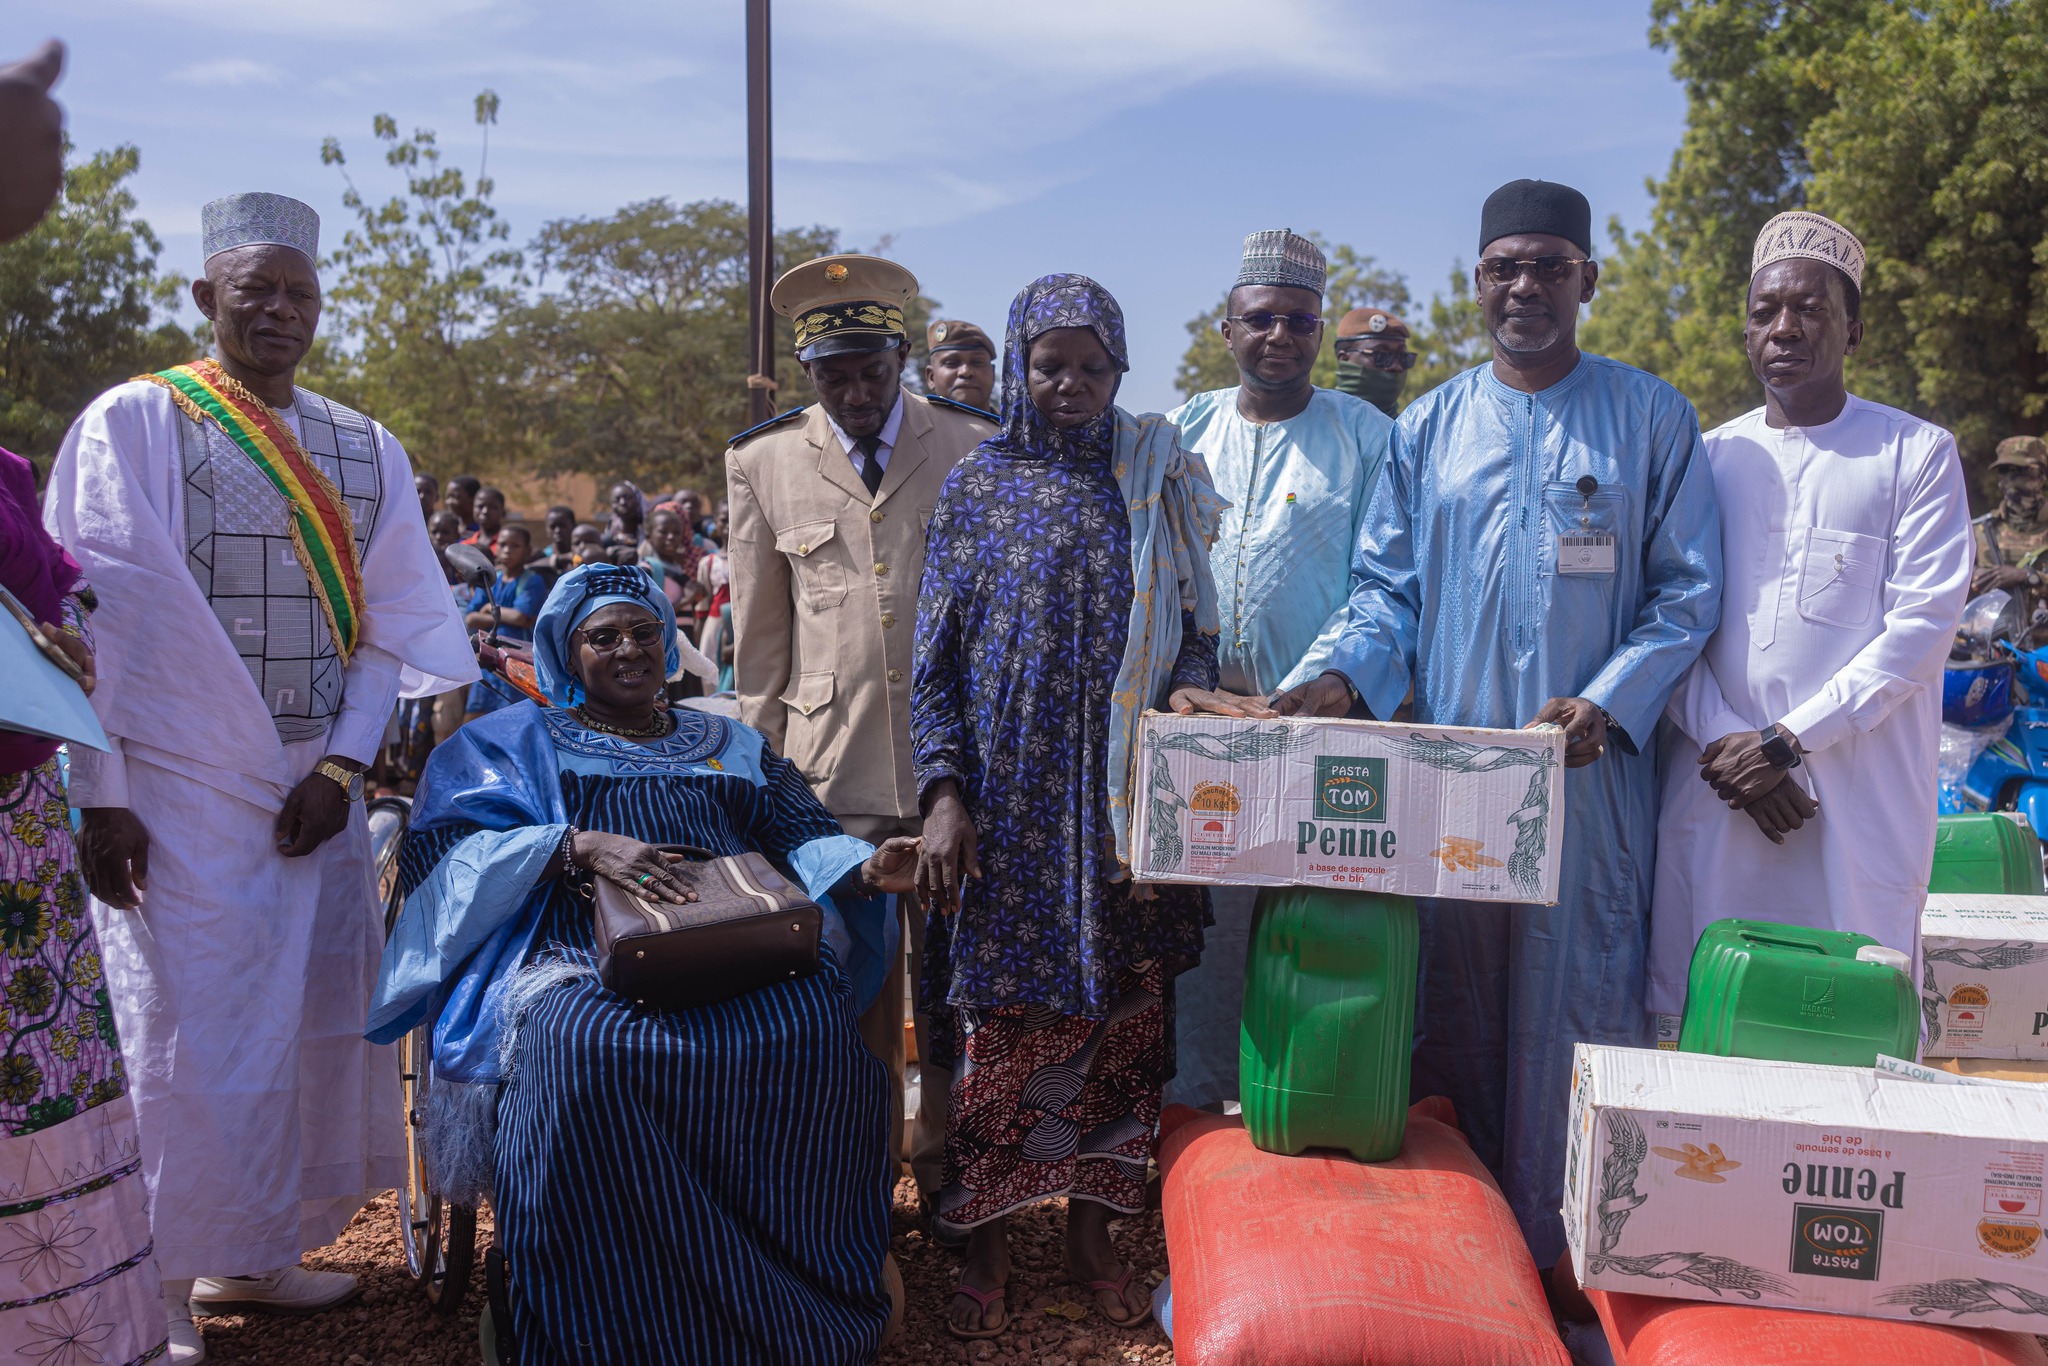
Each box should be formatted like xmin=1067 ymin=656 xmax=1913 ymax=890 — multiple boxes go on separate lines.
xmin=1406 ymin=262 xmax=1489 ymax=400
xmin=505 ymin=198 xmax=838 ymax=488
xmin=1579 ymin=218 xmax=1680 ymax=381
xmin=1172 ymin=299 xmax=1236 ymax=400
xmin=1807 ymin=0 xmax=2048 ymax=479
xmin=1585 ymin=0 xmax=1877 ymax=427
xmin=1587 ymin=0 xmax=2048 ymax=497
xmin=1174 ymin=236 xmax=1411 ymax=400
xmin=0 ymin=145 xmax=190 ymax=462
xmin=308 ymin=91 xmax=523 ymax=475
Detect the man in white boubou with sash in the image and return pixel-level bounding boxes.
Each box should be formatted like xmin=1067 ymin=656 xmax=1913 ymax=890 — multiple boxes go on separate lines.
xmin=44 ymin=192 xmax=476 ymax=1363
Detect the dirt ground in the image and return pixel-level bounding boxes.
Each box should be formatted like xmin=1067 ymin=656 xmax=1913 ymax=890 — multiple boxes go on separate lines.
xmin=197 ymin=1179 xmax=1175 ymax=1365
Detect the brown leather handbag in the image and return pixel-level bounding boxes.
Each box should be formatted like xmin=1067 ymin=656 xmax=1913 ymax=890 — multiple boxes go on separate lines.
xmin=591 ymin=845 xmax=822 ymax=1011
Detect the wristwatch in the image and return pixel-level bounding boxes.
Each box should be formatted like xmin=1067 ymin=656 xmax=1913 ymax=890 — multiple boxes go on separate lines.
xmin=1759 ymin=723 xmax=1802 ymax=771
xmin=313 ymin=759 xmax=365 ymax=802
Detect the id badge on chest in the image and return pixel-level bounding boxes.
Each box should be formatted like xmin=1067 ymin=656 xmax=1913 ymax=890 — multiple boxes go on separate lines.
xmin=1556 ymin=530 xmax=1616 ymax=574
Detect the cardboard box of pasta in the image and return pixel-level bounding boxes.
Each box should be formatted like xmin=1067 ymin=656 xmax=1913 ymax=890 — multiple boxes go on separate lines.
xmin=1563 ymin=1044 xmax=2048 ymax=1332
xmin=1921 ymin=894 xmax=2048 ymax=1059
xmin=1128 ymin=712 xmax=1566 ymax=904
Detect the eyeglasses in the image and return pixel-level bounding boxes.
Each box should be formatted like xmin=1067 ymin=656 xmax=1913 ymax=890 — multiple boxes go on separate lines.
xmin=575 ymin=622 xmax=664 ymax=652
xmin=1477 ymin=255 xmax=1590 ymax=285
xmin=1226 ymin=311 xmax=1323 ymax=336
xmin=1334 ymin=344 xmax=1418 ymax=371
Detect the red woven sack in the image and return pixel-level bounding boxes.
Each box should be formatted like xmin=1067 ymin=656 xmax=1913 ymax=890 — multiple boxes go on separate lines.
xmin=1589 ymin=1288 xmax=2048 ymax=1366
xmin=1158 ymin=1097 xmax=1569 ymax=1366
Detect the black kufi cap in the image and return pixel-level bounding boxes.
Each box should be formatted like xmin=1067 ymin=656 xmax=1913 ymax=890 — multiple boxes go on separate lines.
xmin=1479 ymin=179 xmax=1593 ymax=256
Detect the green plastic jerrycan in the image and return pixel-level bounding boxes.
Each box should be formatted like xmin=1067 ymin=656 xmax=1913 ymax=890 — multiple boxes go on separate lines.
xmin=1239 ymin=887 xmax=1417 ymax=1162
xmin=1678 ymin=919 xmax=1917 ymax=1067
xmin=1929 ymin=812 xmax=2046 ymax=895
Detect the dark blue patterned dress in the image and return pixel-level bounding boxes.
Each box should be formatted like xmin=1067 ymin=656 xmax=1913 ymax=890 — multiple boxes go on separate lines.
xmin=397 ymin=706 xmax=891 ymax=1366
xmin=913 ymin=449 xmax=1214 ymax=1016
xmin=909 ymin=274 xmax=1218 ymax=1224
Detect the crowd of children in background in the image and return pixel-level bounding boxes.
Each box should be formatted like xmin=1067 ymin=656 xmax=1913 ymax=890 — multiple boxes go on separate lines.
xmin=378 ymin=471 xmax=736 ymax=793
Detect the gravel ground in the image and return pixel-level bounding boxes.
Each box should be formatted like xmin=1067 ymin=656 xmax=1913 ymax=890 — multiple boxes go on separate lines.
xmin=881 ymin=1177 xmax=1173 ymax=1366
xmin=197 ymin=1180 xmax=1176 ymax=1365
xmin=196 ymin=1192 xmax=492 ymax=1365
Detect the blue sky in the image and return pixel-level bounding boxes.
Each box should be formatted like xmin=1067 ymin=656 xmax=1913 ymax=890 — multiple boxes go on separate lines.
xmin=24 ymin=0 xmax=1687 ymax=414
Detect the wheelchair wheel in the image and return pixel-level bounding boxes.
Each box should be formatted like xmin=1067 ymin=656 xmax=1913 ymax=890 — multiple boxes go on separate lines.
xmin=397 ymin=1017 xmax=475 ymax=1316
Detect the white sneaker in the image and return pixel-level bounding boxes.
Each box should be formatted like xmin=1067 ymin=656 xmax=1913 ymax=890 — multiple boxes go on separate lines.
xmin=164 ymin=1279 xmax=206 ymax=1364
xmin=189 ymin=1265 xmax=360 ymax=1316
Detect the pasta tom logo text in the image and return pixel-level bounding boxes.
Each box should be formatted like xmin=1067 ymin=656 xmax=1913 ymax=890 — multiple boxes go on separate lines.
xmin=1314 ymin=757 xmax=1386 ymax=822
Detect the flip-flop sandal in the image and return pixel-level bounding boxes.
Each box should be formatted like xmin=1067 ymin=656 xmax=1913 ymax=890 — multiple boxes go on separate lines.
xmin=1078 ymin=1268 xmax=1151 ymax=1329
xmin=946 ymin=1282 xmax=1008 ymax=1340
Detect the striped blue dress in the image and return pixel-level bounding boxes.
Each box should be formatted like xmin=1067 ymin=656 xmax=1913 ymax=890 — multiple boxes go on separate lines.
xmin=395 ymin=706 xmax=892 ymax=1366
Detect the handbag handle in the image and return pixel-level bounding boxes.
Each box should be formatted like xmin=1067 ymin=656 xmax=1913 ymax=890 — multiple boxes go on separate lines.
xmin=658 ymin=844 xmax=720 ymax=862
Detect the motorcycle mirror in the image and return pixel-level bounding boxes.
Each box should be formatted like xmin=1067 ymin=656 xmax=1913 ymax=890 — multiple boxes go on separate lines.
xmin=1959 ymin=589 xmax=2026 ymax=655
xmin=445 ymin=542 xmax=496 ymax=589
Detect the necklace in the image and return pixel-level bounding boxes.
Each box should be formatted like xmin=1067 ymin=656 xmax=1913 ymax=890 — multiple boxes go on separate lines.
xmin=573 ymin=705 xmax=673 ymax=738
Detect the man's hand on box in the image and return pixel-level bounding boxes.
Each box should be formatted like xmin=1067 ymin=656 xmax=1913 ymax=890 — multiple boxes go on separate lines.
xmin=1270 ymin=671 xmax=1354 ymax=718
xmin=1529 ymin=696 xmax=1606 ymax=768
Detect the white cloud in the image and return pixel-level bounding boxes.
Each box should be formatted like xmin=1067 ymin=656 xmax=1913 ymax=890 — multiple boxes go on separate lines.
xmin=119 ymin=0 xmax=504 ymax=36
xmin=165 ymin=57 xmax=280 ymax=87
xmin=785 ymin=0 xmax=1381 ymax=87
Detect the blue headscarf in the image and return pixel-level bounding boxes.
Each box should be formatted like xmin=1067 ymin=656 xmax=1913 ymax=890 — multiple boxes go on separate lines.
xmin=986 ymin=273 xmax=1130 ymax=464
xmin=531 ymin=562 xmax=680 ymax=707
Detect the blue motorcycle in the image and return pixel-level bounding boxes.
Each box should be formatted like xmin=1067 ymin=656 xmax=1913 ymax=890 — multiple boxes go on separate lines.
xmin=1951 ymin=591 xmax=2048 ymax=835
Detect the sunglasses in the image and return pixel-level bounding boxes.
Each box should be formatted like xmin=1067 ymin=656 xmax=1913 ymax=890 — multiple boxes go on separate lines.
xmin=1477 ymin=255 xmax=1590 ymax=286
xmin=1334 ymin=345 xmax=1418 ymax=371
xmin=1226 ymin=311 xmax=1324 ymax=337
xmin=575 ymin=621 xmax=664 ymax=652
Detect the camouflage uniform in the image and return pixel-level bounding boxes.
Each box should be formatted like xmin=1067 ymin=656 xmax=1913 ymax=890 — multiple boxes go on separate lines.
xmin=1974 ymin=435 xmax=2048 ymax=634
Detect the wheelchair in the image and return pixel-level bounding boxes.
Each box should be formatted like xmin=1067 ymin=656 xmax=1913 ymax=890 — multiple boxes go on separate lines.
xmin=369 ymin=794 xmax=480 ymax=1321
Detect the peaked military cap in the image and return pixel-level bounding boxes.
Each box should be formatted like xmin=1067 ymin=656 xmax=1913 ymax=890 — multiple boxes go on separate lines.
xmin=772 ymin=254 xmax=918 ymax=362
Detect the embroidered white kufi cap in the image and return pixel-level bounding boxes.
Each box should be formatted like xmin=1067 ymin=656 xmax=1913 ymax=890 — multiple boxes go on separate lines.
xmin=1751 ymin=210 xmax=1865 ymax=289
xmin=201 ymin=192 xmax=320 ymax=264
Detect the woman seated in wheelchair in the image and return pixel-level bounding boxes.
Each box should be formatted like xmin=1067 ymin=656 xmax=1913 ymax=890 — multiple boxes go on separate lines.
xmin=370 ymin=563 xmax=918 ymax=1365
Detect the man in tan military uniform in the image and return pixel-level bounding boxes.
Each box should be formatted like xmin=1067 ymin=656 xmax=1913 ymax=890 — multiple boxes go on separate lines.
xmin=726 ymin=254 xmax=994 ymax=1212
xmin=1973 ymin=435 xmax=2048 ymax=643
xmin=923 ymin=318 xmax=997 ymax=414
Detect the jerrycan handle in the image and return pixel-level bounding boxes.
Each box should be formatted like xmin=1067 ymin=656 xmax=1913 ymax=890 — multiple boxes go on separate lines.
xmin=1737 ymin=930 xmax=1827 ymax=955
xmin=1855 ymin=945 xmax=1910 ymax=973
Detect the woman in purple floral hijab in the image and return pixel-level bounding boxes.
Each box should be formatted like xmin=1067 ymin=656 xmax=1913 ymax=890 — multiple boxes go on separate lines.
xmin=910 ymin=275 xmax=1225 ymax=1338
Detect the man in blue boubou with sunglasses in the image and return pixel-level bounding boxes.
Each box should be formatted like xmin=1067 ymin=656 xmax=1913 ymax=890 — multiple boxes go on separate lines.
xmin=1272 ymin=179 xmax=1724 ymax=1299
xmin=1162 ymin=229 xmax=1395 ymax=1112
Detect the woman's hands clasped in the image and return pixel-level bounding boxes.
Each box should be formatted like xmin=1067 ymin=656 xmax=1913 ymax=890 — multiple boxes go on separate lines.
xmin=572 ymin=830 xmax=699 ymax=906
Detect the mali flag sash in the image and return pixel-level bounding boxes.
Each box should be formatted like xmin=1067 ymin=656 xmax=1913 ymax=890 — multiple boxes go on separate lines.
xmin=140 ymin=359 xmax=366 ymax=661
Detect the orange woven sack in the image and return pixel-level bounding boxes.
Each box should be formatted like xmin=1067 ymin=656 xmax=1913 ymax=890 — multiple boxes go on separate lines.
xmin=1157 ymin=1097 xmax=1569 ymax=1366
xmin=1589 ymin=1288 xmax=2048 ymax=1366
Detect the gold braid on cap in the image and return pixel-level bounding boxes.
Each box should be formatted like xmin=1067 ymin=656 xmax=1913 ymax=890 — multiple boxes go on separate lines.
xmin=794 ymin=302 xmax=906 ymax=351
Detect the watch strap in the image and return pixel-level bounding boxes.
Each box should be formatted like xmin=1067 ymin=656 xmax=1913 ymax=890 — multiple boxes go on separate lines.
xmin=1760 ymin=724 xmax=1801 ymax=770
xmin=313 ymin=759 xmax=363 ymax=800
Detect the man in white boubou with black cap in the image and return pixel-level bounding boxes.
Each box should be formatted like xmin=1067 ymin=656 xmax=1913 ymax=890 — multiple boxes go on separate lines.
xmin=1649 ymin=210 xmax=1972 ymax=1031
xmin=44 ymin=191 xmax=476 ymax=1362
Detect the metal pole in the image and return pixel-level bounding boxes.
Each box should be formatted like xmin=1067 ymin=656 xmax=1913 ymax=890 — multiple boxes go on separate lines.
xmin=744 ymin=0 xmax=775 ymax=426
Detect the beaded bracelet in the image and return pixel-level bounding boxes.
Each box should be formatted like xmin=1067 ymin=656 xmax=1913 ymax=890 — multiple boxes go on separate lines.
xmin=557 ymin=824 xmax=580 ymax=880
